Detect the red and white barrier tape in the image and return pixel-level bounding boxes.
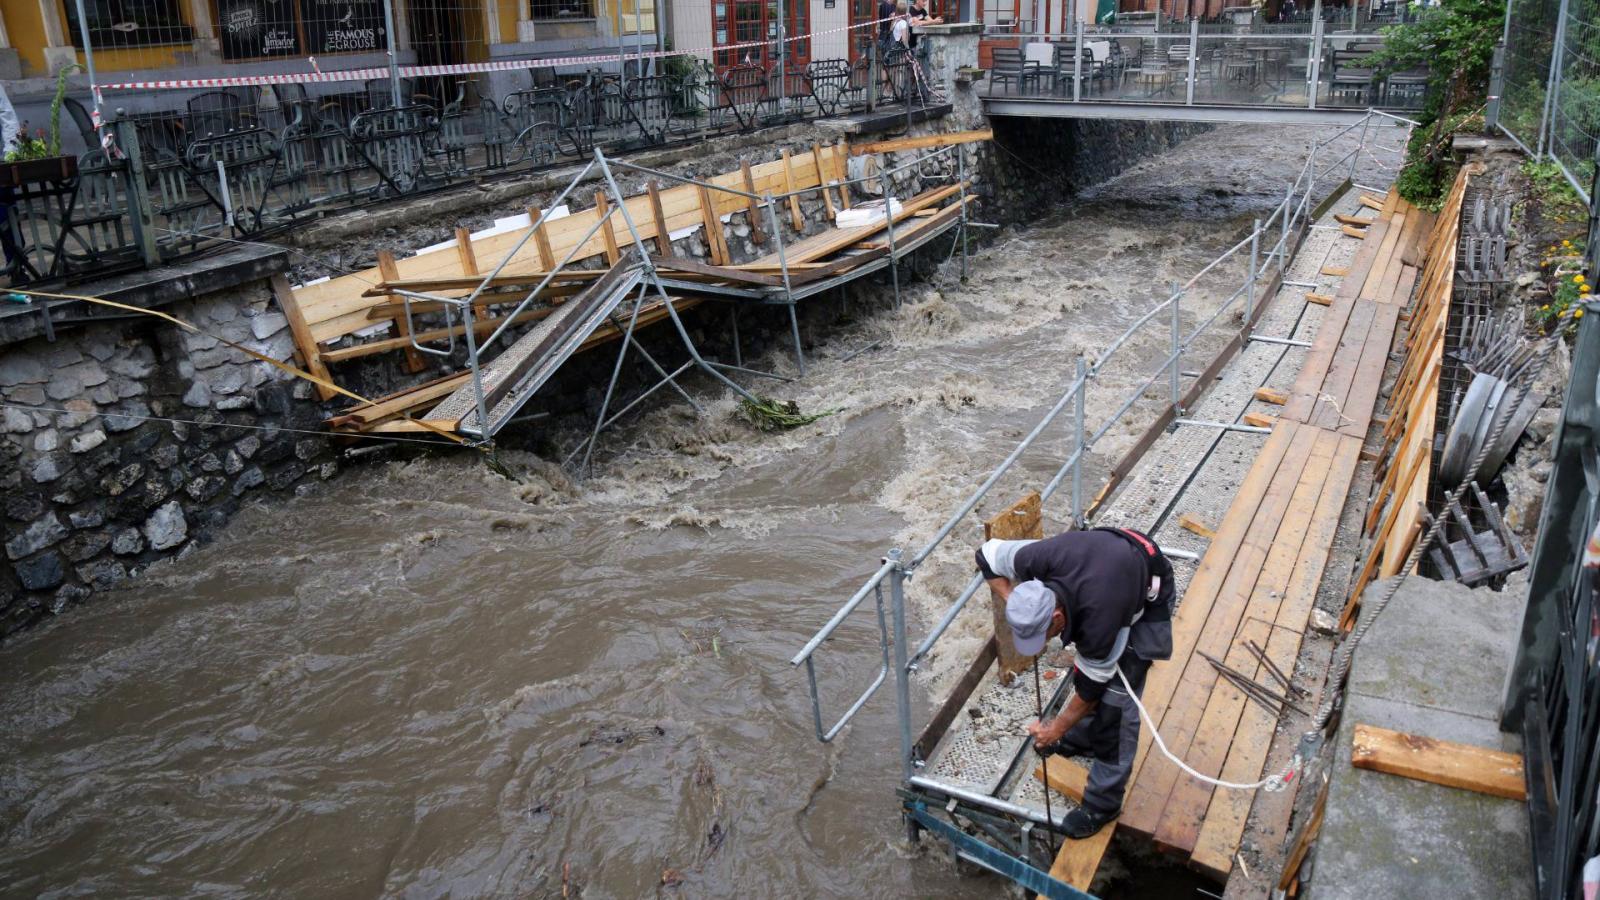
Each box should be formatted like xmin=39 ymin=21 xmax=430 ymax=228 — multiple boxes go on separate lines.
xmin=95 ymin=15 xmax=900 ymax=91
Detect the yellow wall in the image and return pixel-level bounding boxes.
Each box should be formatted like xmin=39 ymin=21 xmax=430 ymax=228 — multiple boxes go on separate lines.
xmin=3 ymin=0 xmax=184 ymax=75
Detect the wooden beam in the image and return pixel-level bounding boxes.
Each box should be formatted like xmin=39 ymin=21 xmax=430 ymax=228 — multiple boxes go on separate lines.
xmin=530 ymin=207 xmax=558 ymax=271
xmin=1035 ymin=756 xmax=1089 ymax=802
xmin=1276 ymin=780 xmax=1329 ymax=892
xmin=647 ymin=180 xmax=671 ymax=256
xmin=1358 ymin=194 xmax=1385 ymax=211
xmin=1035 ymin=757 xmax=1114 ymax=897
xmin=271 ymin=274 xmax=338 ymax=400
xmin=1321 ymin=265 xmax=1349 ymax=277
xmin=741 ymin=160 xmax=767 ymax=245
xmin=1341 ymin=224 xmax=1368 ymax=238
xmin=650 ymin=255 xmax=785 ymax=286
xmin=1177 ymin=513 xmax=1216 ymax=540
xmin=1305 ymin=292 xmax=1334 ymax=306
xmin=594 ymin=192 xmax=622 ymax=264
xmin=780 ymin=148 xmax=804 ymax=232
xmin=1254 ymin=386 xmax=1288 ymax=405
xmin=695 ymin=183 xmax=730 ymax=266
xmin=1334 ymin=213 xmax=1375 ymax=227
xmin=1351 ymin=724 xmax=1526 ymax=800
xmin=985 ymin=491 xmax=1043 ymax=683
xmin=1243 ymin=412 xmax=1276 ymax=429
xmin=813 ymin=143 xmax=836 ymax=221
xmin=454 ymin=227 xmax=479 ymax=275
xmin=377 ymin=251 xmax=427 ymax=373
xmin=850 ymin=129 xmax=994 ymax=155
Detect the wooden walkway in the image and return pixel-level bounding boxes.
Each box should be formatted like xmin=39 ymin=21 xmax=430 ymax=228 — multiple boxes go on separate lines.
xmin=1037 ymin=185 xmax=1446 ymax=889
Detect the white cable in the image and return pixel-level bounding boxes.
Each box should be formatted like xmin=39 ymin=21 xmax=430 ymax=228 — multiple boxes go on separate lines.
xmin=1115 ymin=664 xmax=1293 ymax=792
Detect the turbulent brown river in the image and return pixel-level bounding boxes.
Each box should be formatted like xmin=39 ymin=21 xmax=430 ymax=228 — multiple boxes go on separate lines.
xmin=0 ymin=124 xmax=1395 ymax=898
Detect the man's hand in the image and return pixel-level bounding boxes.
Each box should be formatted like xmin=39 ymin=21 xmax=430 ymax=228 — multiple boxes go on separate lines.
xmin=1027 ymin=717 xmax=1067 ymax=751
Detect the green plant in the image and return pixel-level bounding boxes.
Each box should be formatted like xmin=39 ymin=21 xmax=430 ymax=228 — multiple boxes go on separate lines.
xmin=739 ymin=396 xmax=839 ymax=431
xmin=4 ymin=64 xmax=84 ymax=162
xmin=1367 ymin=0 xmax=1503 ymax=206
xmin=4 ymin=130 xmax=51 ymax=162
xmin=1535 ymin=236 xmax=1590 ymax=336
xmin=46 ymin=64 xmax=83 ymax=157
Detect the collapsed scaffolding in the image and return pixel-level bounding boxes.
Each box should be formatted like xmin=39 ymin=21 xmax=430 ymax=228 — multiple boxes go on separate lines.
xmin=275 ymin=132 xmax=989 ymax=461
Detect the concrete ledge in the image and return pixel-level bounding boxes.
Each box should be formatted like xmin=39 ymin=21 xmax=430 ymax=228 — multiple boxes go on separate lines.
xmin=1309 ymin=576 xmax=1534 ymax=900
xmin=0 ymin=244 xmax=287 ymax=346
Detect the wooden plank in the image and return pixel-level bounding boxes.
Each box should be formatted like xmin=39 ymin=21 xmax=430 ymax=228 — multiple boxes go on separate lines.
xmin=1192 ymin=620 xmax=1310 ymax=878
xmin=1304 ymin=292 xmax=1334 ymax=306
xmin=850 ymin=129 xmax=994 ymax=155
xmin=985 ymin=492 xmax=1044 ymax=682
xmin=1334 ymin=301 xmax=1402 ymax=436
xmin=748 ymin=183 xmax=965 ymax=267
xmin=651 ymin=255 xmax=784 ymax=286
xmin=1281 ymin=294 xmax=1357 ymax=423
xmin=321 ymin=307 xmax=554 ymax=364
xmin=1122 ymin=424 xmax=1316 ymax=836
xmin=330 ymin=372 xmax=470 ymax=427
xmin=780 ymin=149 xmax=804 ymax=232
xmin=1358 ymin=193 xmax=1385 ymax=211
xmin=454 ymin=227 xmax=479 ymax=275
xmin=1155 ymin=429 xmax=1340 ymax=853
xmin=1254 ymin=387 xmax=1288 ymax=405
xmin=531 ymin=207 xmax=558 ymax=271
xmin=741 ymin=160 xmax=768 ymax=245
xmin=594 ymin=192 xmax=622 ymax=265
xmin=1242 ymin=412 xmax=1276 ymax=429
xmin=377 ymin=251 xmax=427 ymax=373
xmin=695 ymin=184 xmax=730 ymax=266
xmin=1035 ymin=757 xmax=1114 ymax=897
xmin=813 ymin=144 xmax=837 ymax=221
xmin=271 ymin=274 xmax=338 ymax=401
xmin=1351 ymin=723 xmax=1526 ymax=800
xmin=1340 ymin=224 xmax=1367 ymax=238
xmin=647 ymin=181 xmax=671 ymax=256
xmin=1306 ymin=299 xmax=1378 ymax=431
xmin=1273 ymin=432 xmax=1363 ymax=632
xmin=1178 ymin=513 xmax=1216 ymax=540
xmin=1320 ymin=265 xmax=1349 ymax=277
xmin=1275 ymin=780 xmax=1329 ymax=892
xmin=1334 ymin=213 xmax=1374 ymax=226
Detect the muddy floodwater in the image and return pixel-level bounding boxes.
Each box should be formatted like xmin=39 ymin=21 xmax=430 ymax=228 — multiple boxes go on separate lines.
xmin=0 ymin=125 xmax=1394 ymax=898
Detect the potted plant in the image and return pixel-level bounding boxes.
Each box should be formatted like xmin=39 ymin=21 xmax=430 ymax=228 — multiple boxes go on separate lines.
xmin=0 ymin=64 xmax=83 ymax=187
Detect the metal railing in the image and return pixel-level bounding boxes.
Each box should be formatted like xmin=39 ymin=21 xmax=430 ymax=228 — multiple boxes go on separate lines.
xmin=978 ymin=24 xmax=1427 ymax=113
xmin=2 ymin=45 xmax=941 ymax=291
xmin=1502 ymin=300 xmax=1600 ymax=900
xmin=791 ymin=112 xmax=1410 ymax=800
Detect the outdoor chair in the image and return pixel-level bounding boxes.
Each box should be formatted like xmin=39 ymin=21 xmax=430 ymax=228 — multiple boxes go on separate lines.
xmin=1024 ymin=41 xmax=1056 ymax=92
xmin=185 ymin=90 xmax=251 ymax=140
xmin=989 ymin=46 xmax=1042 ymax=94
xmin=1382 ymin=67 xmax=1428 ymax=106
xmin=1328 ymin=49 xmax=1377 ymax=104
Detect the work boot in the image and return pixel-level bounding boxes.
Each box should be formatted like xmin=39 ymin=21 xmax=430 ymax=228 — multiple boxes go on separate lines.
xmin=1042 ymin=735 xmax=1092 ymax=759
xmin=1060 ymin=806 xmax=1118 ymax=840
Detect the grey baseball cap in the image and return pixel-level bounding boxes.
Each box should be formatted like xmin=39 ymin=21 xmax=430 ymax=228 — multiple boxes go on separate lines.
xmin=1005 ymin=580 xmax=1057 ymax=658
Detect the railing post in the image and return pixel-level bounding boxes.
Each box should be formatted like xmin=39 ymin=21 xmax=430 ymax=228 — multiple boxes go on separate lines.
xmin=70 ymin=0 xmax=103 ymax=123
xmin=889 ymin=549 xmax=915 ymax=780
xmin=1247 ymin=217 xmax=1260 ymax=330
xmin=1485 ymin=41 xmax=1506 ymax=131
xmin=382 ymin=0 xmax=402 ymax=108
xmin=1538 ymin=0 xmax=1572 ymax=158
xmin=957 ymin=147 xmax=970 ymax=278
xmin=1072 ymin=353 xmax=1087 ymax=528
xmin=1350 ymin=113 xmax=1369 ymax=181
xmin=1169 ymin=281 xmax=1182 ymax=414
xmin=1073 ymin=18 xmax=1084 ymax=102
xmin=1307 ymin=19 xmax=1323 ymax=110
xmin=883 ymin=173 xmax=901 ymax=306
xmin=868 ymin=40 xmax=879 ymax=112
xmin=1185 ymin=17 xmax=1199 ymax=105
xmin=114 ymin=115 xmax=161 ymax=269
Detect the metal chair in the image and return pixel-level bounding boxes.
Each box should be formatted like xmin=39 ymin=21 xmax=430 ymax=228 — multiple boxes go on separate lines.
xmin=989 ymin=46 xmax=1042 ymax=94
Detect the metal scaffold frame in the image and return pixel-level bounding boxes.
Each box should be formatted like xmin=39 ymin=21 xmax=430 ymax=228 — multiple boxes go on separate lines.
xmin=386 ymin=141 xmax=977 ymax=468
xmin=789 ymin=111 xmax=1410 ymax=897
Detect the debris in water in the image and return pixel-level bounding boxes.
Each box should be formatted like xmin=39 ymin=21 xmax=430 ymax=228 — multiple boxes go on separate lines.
xmin=707 ymin=822 xmax=725 ymax=854
xmin=661 ymin=868 xmax=684 ymax=887
xmin=484 ymin=452 xmax=522 ymax=482
xmin=738 ymin=397 xmax=839 ymax=432
xmin=578 ymin=724 xmax=666 ymax=748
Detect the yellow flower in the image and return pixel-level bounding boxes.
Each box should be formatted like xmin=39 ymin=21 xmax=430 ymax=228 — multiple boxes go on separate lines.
xmin=1542 ymin=304 xmax=1551 ymax=310
xmin=1583 ymin=285 xmax=1593 ymax=294
xmin=1577 ymin=308 xmax=1587 ymax=319
xmin=1563 ymin=239 xmax=1573 ymax=247
xmin=1577 ymin=274 xmax=1588 ymax=284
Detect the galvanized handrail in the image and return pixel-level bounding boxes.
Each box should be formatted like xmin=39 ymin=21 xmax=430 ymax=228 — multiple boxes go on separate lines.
xmin=792 ymin=112 xmax=1402 ymax=751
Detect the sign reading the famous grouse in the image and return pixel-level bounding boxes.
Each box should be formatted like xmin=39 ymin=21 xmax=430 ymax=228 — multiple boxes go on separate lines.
xmin=302 ymin=0 xmax=387 ymax=55
xmin=217 ymin=0 xmax=301 ymax=59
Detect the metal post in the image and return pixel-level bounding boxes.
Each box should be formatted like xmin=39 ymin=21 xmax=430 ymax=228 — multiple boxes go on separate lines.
xmin=1485 ymin=41 xmax=1506 ymax=131
xmin=459 ymin=296 xmax=490 ymax=440
xmin=889 ymin=549 xmax=915 ymax=781
xmin=1185 ymin=17 xmax=1198 ymax=105
xmin=1073 ymin=18 xmax=1084 ymax=101
xmin=1169 ymin=282 xmax=1182 ymax=414
xmin=1538 ymin=0 xmax=1572 ymax=158
xmin=883 ymin=175 xmax=901 ymax=306
xmin=1350 ymin=113 xmax=1369 ymax=181
xmin=1307 ymin=19 xmax=1323 ymax=110
xmin=69 ymin=0 xmax=102 ymax=122
xmin=776 ymin=0 xmax=788 ymax=115
xmin=382 ymin=0 xmax=402 ymax=108
xmin=114 ymin=115 xmax=160 ymax=268
xmin=868 ymin=39 xmax=879 ymax=112
xmin=1071 ymin=354 xmax=1087 ymax=528
xmin=957 ymin=149 xmax=970 ymax=278
xmin=1247 ymin=217 xmax=1260 ymax=331
xmin=765 ymin=194 xmax=805 ymax=375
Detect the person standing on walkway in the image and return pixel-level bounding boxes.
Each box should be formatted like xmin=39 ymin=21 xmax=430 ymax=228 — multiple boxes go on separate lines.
xmin=976 ymin=526 xmax=1174 ymax=838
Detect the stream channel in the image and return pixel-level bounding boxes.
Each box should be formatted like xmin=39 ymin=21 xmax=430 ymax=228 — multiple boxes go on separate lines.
xmin=0 ymin=123 xmax=1385 ymax=898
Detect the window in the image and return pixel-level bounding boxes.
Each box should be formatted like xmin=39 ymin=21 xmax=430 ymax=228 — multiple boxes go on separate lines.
xmin=532 ymin=0 xmax=593 ymax=21
xmin=64 ymin=0 xmax=194 ymax=48
xmin=713 ymin=0 xmax=807 ymax=71
xmin=613 ymin=0 xmax=655 ymax=33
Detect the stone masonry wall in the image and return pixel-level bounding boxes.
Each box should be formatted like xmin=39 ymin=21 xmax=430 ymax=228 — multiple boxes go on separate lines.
xmin=0 ymin=284 xmax=336 ymax=636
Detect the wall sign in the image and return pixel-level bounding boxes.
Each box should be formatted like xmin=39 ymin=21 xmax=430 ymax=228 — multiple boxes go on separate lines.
xmin=218 ymin=0 xmax=301 ymax=59
xmin=302 ymin=0 xmax=387 ymax=54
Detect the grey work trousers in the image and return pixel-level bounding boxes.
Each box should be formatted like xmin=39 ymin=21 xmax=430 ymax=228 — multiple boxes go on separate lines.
xmin=1051 ymin=654 xmax=1152 ymax=816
